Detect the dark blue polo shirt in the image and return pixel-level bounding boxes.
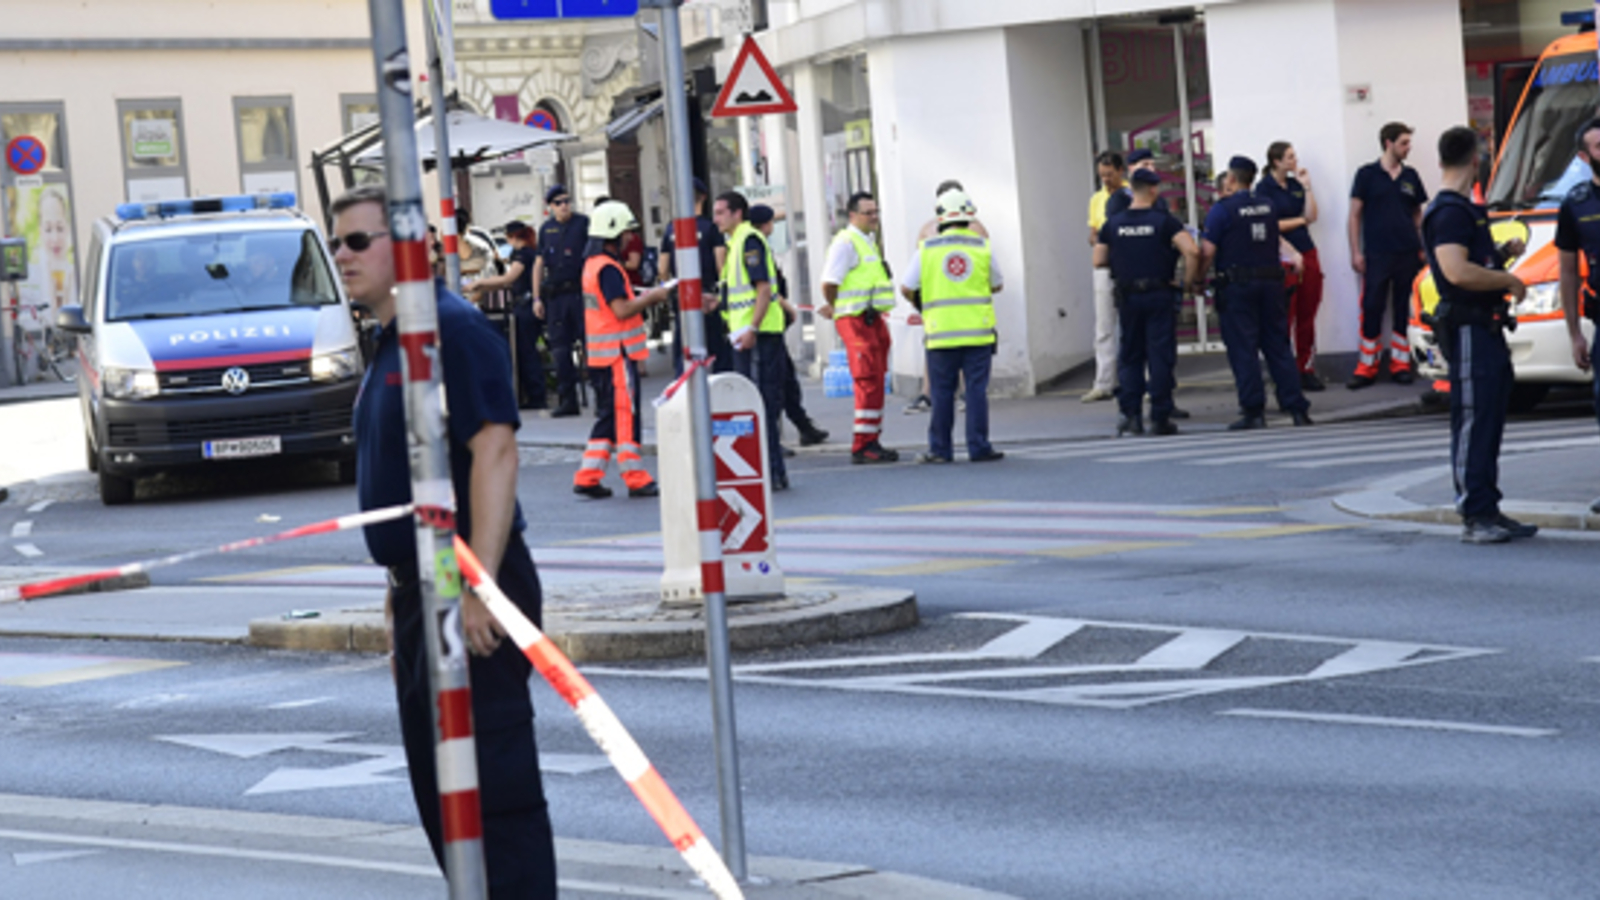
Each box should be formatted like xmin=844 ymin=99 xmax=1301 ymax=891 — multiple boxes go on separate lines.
xmin=1204 ymin=190 xmax=1280 ymax=270
xmin=1350 ymin=161 xmax=1426 ymax=256
xmin=509 ymin=244 xmax=536 ymax=297
xmin=1104 ymin=186 xmax=1170 ymax=220
xmin=1099 ymin=207 xmax=1183 ymax=285
xmin=354 ymin=283 xmax=524 ymax=569
xmin=739 ymin=233 xmax=770 ymax=284
xmin=661 ymin=216 xmax=727 ymax=288
xmin=536 ymin=213 xmax=590 ymax=290
xmin=1554 ymin=182 xmax=1600 ymax=285
xmin=1257 ymin=175 xmax=1315 ymax=253
xmin=1424 ymin=193 xmax=1503 ymax=307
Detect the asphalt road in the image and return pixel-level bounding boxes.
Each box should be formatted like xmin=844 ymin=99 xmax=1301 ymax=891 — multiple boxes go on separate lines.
xmin=3 ymin=397 xmax=1599 ymax=898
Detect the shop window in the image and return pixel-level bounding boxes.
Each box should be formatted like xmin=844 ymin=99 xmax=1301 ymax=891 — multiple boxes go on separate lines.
xmin=234 ymin=97 xmax=299 ymax=196
xmin=117 ymin=99 xmax=188 ymax=202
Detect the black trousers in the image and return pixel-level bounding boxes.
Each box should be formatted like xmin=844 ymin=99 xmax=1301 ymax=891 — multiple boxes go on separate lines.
xmin=391 ymin=534 xmax=556 ymax=899
xmin=543 ymin=290 xmax=585 ymax=408
xmin=779 ymin=335 xmax=811 ymax=429
xmin=1116 ymin=291 xmax=1178 ymax=422
xmin=1219 ymin=281 xmax=1309 ymax=415
xmin=1441 ymin=321 xmax=1511 ymax=521
xmin=732 ymin=332 xmax=788 ymax=480
xmin=511 ymin=300 xmax=547 ymax=409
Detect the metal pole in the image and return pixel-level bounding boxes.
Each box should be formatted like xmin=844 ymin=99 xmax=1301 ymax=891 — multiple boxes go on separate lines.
xmin=649 ymin=0 xmax=747 ymax=880
xmin=365 ymin=1 xmax=486 ymax=897
xmin=1172 ymin=21 xmax=1203 ymax=346
xmin=1088 ymin=21 xmax=1108 ymax=156
xmin=426 ymin=0 xmax=463 ymax=293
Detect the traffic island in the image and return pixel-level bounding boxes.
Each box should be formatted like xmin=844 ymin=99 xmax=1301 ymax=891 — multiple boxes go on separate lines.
xmin=248 ymin=578 xmax=919 ymax=661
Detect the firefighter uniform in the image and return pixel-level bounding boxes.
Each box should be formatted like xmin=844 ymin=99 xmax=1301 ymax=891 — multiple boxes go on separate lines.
xmin=903 ymin=190 xmax=1005 ymax=463
xmin=825 ymin=226 xmax=898 ymax=461
xmin=722 ymin=216 xmax=788 ymax=487
xmin=573 ymin=204 xmax=658 ymax=499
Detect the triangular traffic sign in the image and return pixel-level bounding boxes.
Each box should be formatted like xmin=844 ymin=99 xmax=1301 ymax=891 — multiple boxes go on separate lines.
xmin=711 ymin=36 xmax=797 ymax=118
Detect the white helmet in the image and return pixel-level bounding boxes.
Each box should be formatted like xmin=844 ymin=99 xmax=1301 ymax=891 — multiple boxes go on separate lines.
xmin=589 ymin=200 xmax=640 ymax=240
xmin=936 ymin=189 xmax=977 ymax=226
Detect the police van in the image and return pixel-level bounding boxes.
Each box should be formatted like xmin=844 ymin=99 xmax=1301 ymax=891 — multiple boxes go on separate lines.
xmin=56 ymin=193 xmax=363 ymax=505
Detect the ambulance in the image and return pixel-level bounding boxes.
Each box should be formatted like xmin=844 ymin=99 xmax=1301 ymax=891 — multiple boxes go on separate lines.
xmin=56 ymin=193 xmax=363 ymax=505
xmin=1408 ymin=23 xmax=1599 ymax=410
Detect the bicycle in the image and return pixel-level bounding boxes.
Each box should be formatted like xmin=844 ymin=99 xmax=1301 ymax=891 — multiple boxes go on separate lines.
xmin=9 ymin=300 xmax=73 ymax=384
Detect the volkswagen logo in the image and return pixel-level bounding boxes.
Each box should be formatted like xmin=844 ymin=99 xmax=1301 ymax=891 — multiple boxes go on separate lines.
xmin=221 ymin=367 xmax=251 ymax=395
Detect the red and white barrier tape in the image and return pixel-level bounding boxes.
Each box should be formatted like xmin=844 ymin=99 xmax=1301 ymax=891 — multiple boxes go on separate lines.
xmin=452 ymin=536 xmax=745 ymax=900
xmin=0 ymin=504 xmax=416 ymax=604
xmin=654 ymin=356 xmax=715 ymax=408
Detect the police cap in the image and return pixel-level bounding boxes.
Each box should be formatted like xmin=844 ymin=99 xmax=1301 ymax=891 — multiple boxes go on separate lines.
xmin=749 ymin=204 xmax=775 ymax=226
xmin=1126 ymin=148 xmax=1154 ymax=165
xmin=544 ymin=184 xmax=569 ymax=204
xmin=1130 ymin=168 xmax=1162 ymax=186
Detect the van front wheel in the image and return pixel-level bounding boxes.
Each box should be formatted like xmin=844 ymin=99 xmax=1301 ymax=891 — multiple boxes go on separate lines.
xmin=98 ymin=468 xmax=134 ymax=506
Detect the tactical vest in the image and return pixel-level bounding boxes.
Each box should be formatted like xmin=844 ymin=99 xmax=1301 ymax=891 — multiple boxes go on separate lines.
xmin=918 ymin=228 xmax=995 ymax=349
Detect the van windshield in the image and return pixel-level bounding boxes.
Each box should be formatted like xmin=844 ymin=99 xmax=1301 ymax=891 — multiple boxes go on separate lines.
xmin=1487 ymin=51 xmax=1600 ymax=212
xmin=107 ymin=229 xmax=339 ymax=321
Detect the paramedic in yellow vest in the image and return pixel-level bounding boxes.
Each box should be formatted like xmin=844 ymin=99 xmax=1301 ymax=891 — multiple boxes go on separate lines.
xmin=714 ymin=191 xmax=789 ymax=490
xmin=573 ymin=201 xmax=671 ymax=499
xmin=819 ymin=191 xmax=900 ymax=464
xmin=899 ymin=189 xmax=1006 ymax=464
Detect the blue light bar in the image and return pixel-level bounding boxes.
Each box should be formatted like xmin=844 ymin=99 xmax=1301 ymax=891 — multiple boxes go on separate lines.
xmin=114 ymin=192 xmax=297 ymax=221
xmin=1561 ymin=9 xmax=1594 ymax=26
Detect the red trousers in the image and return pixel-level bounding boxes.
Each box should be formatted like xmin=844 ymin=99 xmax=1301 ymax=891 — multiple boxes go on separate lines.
xmin=835 ymin=313 xmax=890 ymax=452
xmin=1284 ymin=247 xmax=1324 ymax=375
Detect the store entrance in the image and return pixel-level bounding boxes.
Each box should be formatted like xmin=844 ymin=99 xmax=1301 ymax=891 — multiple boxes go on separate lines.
xmin=1089 ymin=12 xmax=1219 ymax=352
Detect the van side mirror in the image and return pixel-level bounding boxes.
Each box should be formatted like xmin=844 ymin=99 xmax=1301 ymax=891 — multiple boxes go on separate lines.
xmin=55 ymin=305 xmax=90 ymax=334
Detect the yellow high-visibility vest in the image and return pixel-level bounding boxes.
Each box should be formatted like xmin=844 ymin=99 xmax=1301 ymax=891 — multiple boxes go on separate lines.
xmin=828 ymin=227 xmax=895 ymax=317
xmin=721 ymin=221 xmax=784 ymax=333
xmin=918 ymin=228 xmax=995 ymax=349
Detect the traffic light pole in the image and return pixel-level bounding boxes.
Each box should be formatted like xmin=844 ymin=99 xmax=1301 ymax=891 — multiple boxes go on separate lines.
xmin=645 ymin=0 xmax=748 ymax=881
xmin=366 ymin=1 xmax=487 ymax=897
xmin=425 ymin=0 xmax=463 ymax=293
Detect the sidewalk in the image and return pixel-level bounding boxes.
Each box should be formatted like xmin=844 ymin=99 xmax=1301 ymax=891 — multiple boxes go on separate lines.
xmin=513 ymin=344 xmax=1432 ymax=455
xmin=1335 ymin=444 xmax=1600 ymax=532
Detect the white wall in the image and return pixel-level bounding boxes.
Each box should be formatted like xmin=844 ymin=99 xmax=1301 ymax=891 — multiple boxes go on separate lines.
xmin=868 ymin=28 xmax=1036 ymax=395
xmin=1206 ymin=0 xmax=1469 ymax=363
xmin=1005 ymin=20 xmax=1096 ymax=390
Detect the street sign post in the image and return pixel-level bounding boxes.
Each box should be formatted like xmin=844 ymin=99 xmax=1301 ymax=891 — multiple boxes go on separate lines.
xmin=711 ymin=36 xmax=796 ymax=118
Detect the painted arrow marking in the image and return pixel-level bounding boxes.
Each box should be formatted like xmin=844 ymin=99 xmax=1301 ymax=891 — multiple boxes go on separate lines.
xmin=718 ymin=487 xmax=762 ymax=552
xmin=156 ymin=733 xmax=609 ymax=795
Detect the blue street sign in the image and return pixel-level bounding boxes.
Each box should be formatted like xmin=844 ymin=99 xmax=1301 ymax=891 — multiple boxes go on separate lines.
xmin=489 ymin=0 xmax=637 ymax=18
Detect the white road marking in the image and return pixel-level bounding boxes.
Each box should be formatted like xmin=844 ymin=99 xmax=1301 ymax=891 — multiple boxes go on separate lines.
xmin=12 ymin=543 xmax=42 ymax=558
xmin=1219 ymin=708 xmax=1557 ymax=738
xmin=25 ymin=500 xmax=53 ymax=514
xmin=12 ymin=849 xmax=103 ymax=865
xmin=11 ymin=521 xmax=33 ymax=538
xmin=1280 ymin=435 xmax=1598 ymax=469
xmin=264 ymin=697 xmax=334 ymax=710
xmin=1134 ymin=628 xmax=1247 ymax=669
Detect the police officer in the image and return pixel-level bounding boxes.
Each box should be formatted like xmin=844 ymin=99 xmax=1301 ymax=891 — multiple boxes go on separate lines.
xmin=715 ymin=191 xmax=789 ymax=490
xmin=1095 ymin=167 xmax=1199 ymax=437
xmin=1200 ymin=155 xmax=1314 ymax=430
xmin=1103 ymin=148 xmax=1171 ymax=219
xmin=468 ymin=220 xmax=545 ymax=409
xmin=660 ymin=178 xmax=732 ymax=375
xmin=1556 ymin=116 xmax=1600 ymax=515
xmin=573 ymin=201 xmax=671 ymax=499
xmin=900 ymin=189 xmax=1006 ymax=463
xmin=750 ymin=203 xmax=829 ymax=453
xmin=820 ymin=191 xmax=900 ymax=464
xmin=1348 ymin=122 xmax=1427 ymax=389
xmin=531 ymin=185 xmax=589 ymax=416
xmin=1426 ymin=126 xmax=1538 ymax=543
xmin=335 ymin=185 xmax=557 ymax=897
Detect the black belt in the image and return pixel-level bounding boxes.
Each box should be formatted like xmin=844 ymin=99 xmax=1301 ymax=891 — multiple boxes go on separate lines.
xmin=543 ymin=280 xmax=580 ymax=294
xmin=1225 ymin=266 xmax=1285 ymax=282
xmin=1116 ymin=278 xmax=1176 ymax=295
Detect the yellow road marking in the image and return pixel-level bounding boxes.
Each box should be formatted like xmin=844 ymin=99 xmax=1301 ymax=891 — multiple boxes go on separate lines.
xmin=558 ymin=530 xmax=661 ymax=545
xmin=1204 ymin=524 xmax=1351 ymax=540
xmin=773 ymin=515 xmax=849 ymax=526
xmin=1 ymin=659 xmax=185 ymax=688
xmin=856 ymin=557 xmax=1010 ymax=577
xmin=200 ymin=565 xmax=342 ymax=583
xmin=1158 ymin=506 xmax=1284 ymax=518
xmin=1032 ymin=541 xmax=1187 ymax=559
xmin=877 ymin=501 xmax=996 ymax=513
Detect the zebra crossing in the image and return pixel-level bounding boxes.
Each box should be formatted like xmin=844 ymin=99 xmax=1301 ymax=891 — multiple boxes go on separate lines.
xmin=1007 ymin=416 xmax=1599 ymax=470
xmin=207 ymin=500 xmax=1343 ymax=588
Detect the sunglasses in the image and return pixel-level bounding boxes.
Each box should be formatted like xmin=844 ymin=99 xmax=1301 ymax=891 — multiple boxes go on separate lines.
xmin=550 ymin=197 xmax=572 ymax=206
xmin=327 ymin=230 xmax=390 ymax=254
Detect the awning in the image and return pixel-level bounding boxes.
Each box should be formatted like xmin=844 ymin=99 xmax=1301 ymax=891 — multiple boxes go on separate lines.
xmin=354 ymin=108 xmax=575 ymax=167
xmin=605 ymin=98 xmax=665 ymax=142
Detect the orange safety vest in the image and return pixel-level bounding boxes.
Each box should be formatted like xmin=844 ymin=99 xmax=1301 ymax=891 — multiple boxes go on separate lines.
xmin=583 ymin=253 xmax=649 ymax=367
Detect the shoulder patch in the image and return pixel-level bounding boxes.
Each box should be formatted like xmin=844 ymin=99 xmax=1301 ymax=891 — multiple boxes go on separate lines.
xmin=1568 ymin=181 xmax=1594 ymax=204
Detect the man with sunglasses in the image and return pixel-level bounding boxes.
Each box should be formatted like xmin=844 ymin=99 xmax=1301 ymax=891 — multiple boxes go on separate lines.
xmin=531 ymin=185 xmax=590 ymax=417
xmin=334 ymin=185 xmax=558 ymax=898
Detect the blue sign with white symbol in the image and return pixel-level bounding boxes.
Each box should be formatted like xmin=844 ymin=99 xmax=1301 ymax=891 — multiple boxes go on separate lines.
xmin=712 ymin=419 xmax=755 ymax=438
xmin=488 ymin=0 xmax=637 ymax=19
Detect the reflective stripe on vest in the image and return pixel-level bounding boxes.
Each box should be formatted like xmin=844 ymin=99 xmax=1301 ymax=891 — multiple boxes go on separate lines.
xmin=830 ymin=227 xmax=895 ymax=316
xmin=582 ymin=253 xmax=649 ymax=364
xmin=919 ymin=227 xmax=995 ymax=349
xmin=721 ymin=221 xmax=784 ymax=334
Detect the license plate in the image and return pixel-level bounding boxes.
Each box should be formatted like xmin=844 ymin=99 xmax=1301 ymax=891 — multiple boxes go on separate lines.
xmin=203 ymin=436 xmax=282 ymax=459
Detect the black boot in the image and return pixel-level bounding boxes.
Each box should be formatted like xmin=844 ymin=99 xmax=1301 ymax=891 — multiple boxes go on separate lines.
xmin=1117 ymin=414 xmax=1144 ymax=437
xmin=798 ymin=424 xmax=830 ymax=446
xmin=1228 ymin=411 xmax=1267 ymax=431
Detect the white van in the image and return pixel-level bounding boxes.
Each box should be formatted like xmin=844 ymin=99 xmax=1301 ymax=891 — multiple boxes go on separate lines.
xmin=56 ymin=193 xmax=363 ymax=504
